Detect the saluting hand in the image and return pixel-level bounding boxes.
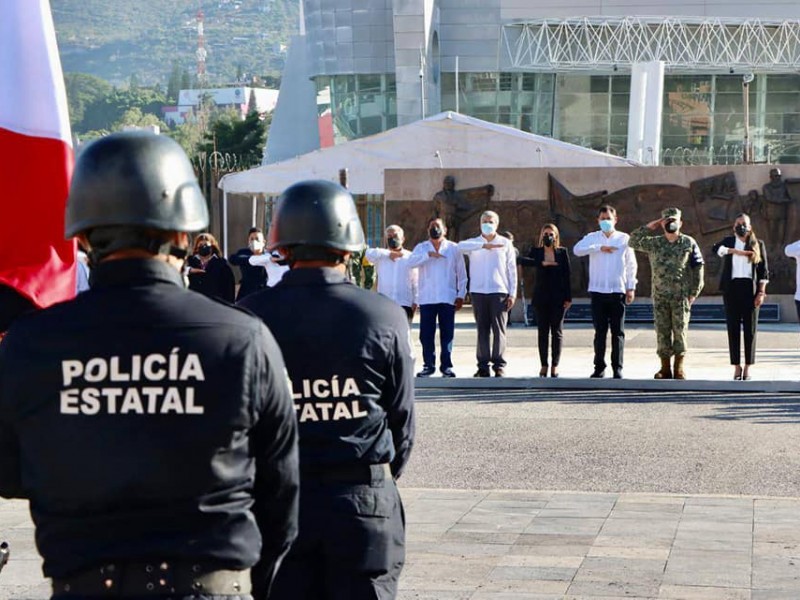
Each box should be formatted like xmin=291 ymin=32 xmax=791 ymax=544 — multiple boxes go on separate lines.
xmin=482 ymin=243 xmax=503 ymax=250
xmin=428 ymin=251 xmax=444 ymax=259
xmin=600 ymin=245 xmax=617 ymax=253
xmin=646 ymin=218 xmax=664 ymax=231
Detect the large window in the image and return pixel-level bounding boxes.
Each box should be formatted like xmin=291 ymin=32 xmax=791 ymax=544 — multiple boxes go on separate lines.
xmin=553 ymin=75 xmax=629 ymax=156
xmin=661 ymin=74 xmax=800 ymax=165
xmin=440 ymin=72 xmax=555 ymax=136
xmin=315 ymin=74 xmax=397 ymax=143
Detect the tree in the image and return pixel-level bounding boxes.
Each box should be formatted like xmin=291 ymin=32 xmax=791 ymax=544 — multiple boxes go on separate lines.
xmin=78 ymin=86 xmax=167 ymax=133
xmin=166 ymin=61 xmax=182 ymax=103
xmin=247 ymin=89 xmax=258 ymax=115
xmin=63 ymin=72 xmax=113 ymax=130
xmin=168 ymin=120 xmax=204 ymax=156
xmin=200 ymin=109 xmax=267 ymax=167
xmin=112 ymin=107 xmax=167 ymax=132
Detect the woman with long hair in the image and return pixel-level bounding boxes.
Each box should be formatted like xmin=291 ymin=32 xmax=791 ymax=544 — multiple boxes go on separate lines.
xmin=186 ymin=232 xmax=236 ymax=302
xmin=712 ymin=213 xmax=769 ymax=380
xmin=518 ymin=223 xmax=572 ymax=377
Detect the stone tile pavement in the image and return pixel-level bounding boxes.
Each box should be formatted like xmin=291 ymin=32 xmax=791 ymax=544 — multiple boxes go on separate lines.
xmin=398 ymin=488 xmax=800 ymax=600
xmin=5 ymin=489 xmax=800 ymax=599
xmin=1 ymin=319 xmax=799 ymax=598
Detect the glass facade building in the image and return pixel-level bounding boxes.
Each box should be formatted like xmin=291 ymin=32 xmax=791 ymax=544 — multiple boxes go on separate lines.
xmin=273 ymin=3 xmax=800 ymax=167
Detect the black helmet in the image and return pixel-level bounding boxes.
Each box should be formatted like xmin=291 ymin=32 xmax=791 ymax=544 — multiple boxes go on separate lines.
xmin=65 ymin=131 xmax=208 ymax=238
xmin=268 ymin=180 xmax=365 ymax=252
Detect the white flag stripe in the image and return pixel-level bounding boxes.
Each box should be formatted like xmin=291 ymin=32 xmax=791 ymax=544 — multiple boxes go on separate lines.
xmin=0 ymin=0 xmax=71 ymax=145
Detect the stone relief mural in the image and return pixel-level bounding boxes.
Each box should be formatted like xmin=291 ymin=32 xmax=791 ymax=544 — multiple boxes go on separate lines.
xmin=385 ymin=171 xmax=800 ymax=297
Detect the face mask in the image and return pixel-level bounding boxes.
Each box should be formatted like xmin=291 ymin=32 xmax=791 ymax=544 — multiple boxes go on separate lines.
xmin=664 ymin=221 xmax=679 ymax=234
xmin=249 ymin=240 xmax=264 ymax=252
xmin=198 ymin=244 xmax=213 ymax=257
xmin=429 ymin=226 xmax=443 ymax=240
xmin=481 ymin=222 xmax=496 ymax=236
xmin=599 ymin=219 xmax=614 ymax=233
xmin=543 ymin=235 xmax=554 ymax=247
xmin=735 ymin=224 xmax=749 ymax=237
xmin=387 ymin=237 xmax=401 ymax=249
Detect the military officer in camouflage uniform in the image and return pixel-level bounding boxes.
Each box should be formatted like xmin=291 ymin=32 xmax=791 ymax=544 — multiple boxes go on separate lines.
xmin=629 ymin=207 xmax=704 ymax=379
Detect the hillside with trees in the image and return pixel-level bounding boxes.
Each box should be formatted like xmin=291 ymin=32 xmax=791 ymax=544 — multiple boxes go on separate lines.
xmin=52 ymin=0 xmax=298 ymax=87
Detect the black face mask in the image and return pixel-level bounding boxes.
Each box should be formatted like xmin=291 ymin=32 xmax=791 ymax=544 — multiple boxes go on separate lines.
xmin=664 ymin=221 xmax=679 ymax=234
xmin=735 ymin=224 xmax=749 ymax=237
xmin=543 ymin=235 xmax=554 ymax=247
xmin=429 ymin=226 xmax=443 ymax=240
xmin=387 ymin=237 xmax=401 ymax=249
xmin=198 ymin=244 xmax=213 ymax=257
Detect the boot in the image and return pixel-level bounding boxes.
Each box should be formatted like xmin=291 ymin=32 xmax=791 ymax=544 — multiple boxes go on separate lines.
xmin=654 ymin=356 xmax=672 ymax=379
xmin=673 ymin=355 xmax=686 ymax=380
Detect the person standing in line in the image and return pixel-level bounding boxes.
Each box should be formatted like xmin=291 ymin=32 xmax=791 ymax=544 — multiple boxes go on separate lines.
xmin=186 ymin=232 xmax=236 ymax=302
xmin=785 ymin=237 xmax=800 ymax=330
xmin=712 ymin=213 xmax=769 ymax=380
xmin=629 ymin=207 xmax=704 ymax=380
xmin=0 ymin=132 xmax=299 ymax=600
xmin=239 ymin=180 xmax=414 ymax=600
xmin=457 ymin=211 xmax=517 ymax=377
xmin=573 ymin=205 xmax=638 ymax=379
xmin=518 ymin=224 xmax=572 ymax=377
xmin=229 ymin=227 xmax=268 ymax=300
xmin=365 ymin=224 xmax=418 ymax=323
xmin=407 ymin=218 xmax=467 ymax=378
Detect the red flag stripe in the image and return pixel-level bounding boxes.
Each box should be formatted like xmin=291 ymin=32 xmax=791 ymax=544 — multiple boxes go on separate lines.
xmin=0 ymin=0 xmax=75 ymax=310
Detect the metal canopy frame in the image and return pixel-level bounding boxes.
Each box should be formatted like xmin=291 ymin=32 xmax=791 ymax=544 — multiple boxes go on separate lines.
xmin=501 ymin=17 xmax=800 ymax=72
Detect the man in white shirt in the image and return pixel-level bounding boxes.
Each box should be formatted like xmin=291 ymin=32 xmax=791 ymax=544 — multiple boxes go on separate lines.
xmin=573 ymin=205 xmax=638 ymax=379
xmin=457 ymin=211 xmax=517 ymax=377
xmin=365 ymin=225 xmax=419 ymax=323
xmin=408 ymin=218 xmax=467 ymax=377
xmin=248 ymin=250 xmax=290 ymax=287
xmin=785 ymin=239 xmax=800 ymax=326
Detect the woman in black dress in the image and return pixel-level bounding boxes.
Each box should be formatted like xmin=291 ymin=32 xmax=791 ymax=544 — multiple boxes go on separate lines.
xmin=519 ymin=223 xmax=572 ymax=377
xmin=711 ymin=213 xmax=769 ymax=380
xmin=186 ymin=232 xmax=235 ymax=303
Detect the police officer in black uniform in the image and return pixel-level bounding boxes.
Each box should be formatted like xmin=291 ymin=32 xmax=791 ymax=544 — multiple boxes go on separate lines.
xmin=0 ymin=132 xmax=299 ymax=600
xmin=239 ymin=180 xmax=415 ymax=600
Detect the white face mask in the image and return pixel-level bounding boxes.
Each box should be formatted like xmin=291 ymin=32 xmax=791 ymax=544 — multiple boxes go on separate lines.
xmin=249 ymin=239 xmax=265 ymax=252
xmin=481 ymin=222 xmax=496 ymax=236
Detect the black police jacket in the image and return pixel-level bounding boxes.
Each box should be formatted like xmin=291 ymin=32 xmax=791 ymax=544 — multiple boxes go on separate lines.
xmin=239 ymin=267 xmax=415 ymax=478
xmin=229 ymin=247 xmax=268 ymax=301
xmin=0 ymin=259 xmax=299 ymax=580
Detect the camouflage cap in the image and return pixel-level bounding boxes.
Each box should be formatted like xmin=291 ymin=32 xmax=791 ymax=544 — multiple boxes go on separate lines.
xmin=661 ymin=207 xmax=682 ymax=220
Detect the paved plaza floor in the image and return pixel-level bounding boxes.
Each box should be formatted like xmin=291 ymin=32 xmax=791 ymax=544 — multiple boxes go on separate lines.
xmin=1 ymin=318 xmax=799 ymax=598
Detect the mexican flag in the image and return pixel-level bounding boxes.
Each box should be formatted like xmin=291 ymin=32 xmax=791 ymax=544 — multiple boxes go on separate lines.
xmin=0 ymin=0 xmax=75 ymax=314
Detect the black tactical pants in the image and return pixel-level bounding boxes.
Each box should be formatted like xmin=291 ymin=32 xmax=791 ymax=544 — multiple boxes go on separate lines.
xmin=270 ymin=468 xmax=405 ymax=600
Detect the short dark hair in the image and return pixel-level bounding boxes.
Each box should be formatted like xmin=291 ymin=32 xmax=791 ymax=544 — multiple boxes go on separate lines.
xmin=248 ymin=227 xmax=262 ymax=235
xmin=597 ymin=204 xmax=616 ymax=217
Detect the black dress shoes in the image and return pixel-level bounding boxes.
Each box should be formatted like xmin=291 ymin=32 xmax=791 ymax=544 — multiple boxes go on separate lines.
xmin=474 ymin=369 xmax=491 ymax=378
xmin=416 ymin=366 xmax=435 ymax=378
xmin=612 ymin=368 xmax=623 ymax=379
xmin=590 ymin=368 xmax=605 ymax=378
xmin=441 ymin=368 xmax=456 ymax=378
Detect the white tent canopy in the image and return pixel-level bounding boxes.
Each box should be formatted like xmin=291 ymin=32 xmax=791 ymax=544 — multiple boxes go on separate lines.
xmin=219 ymin=111 xmax=640 ymax=196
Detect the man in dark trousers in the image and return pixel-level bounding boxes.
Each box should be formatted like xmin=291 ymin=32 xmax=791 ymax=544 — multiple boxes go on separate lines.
xmin=0 ymin=132 xmax=299 ymax=600
xmin=239 ymin=180 xmax=415 ymax=600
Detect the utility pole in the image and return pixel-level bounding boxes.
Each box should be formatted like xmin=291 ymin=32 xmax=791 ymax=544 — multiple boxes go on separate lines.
xmin=742 ymin=73 xmax=754 ymax=164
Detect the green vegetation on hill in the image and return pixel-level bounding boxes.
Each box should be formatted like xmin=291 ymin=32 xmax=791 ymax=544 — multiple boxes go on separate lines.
xmin=52 ymin=0 xmax=298 ymax=87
